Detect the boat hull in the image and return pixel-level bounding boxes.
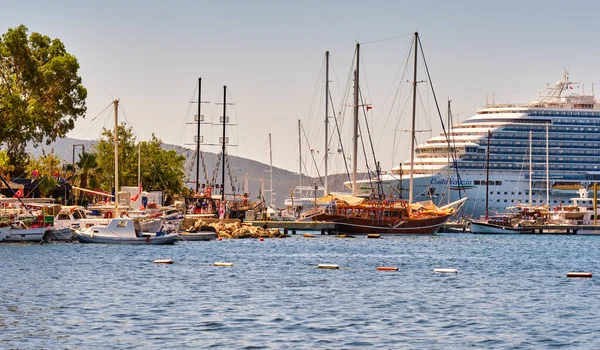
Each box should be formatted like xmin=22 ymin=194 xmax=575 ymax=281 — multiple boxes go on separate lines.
xmin=0 ymin=227 xmax=53 ymax=242
xmin=316 ymin=213 xmax=452 ymax=234
xmin=75 ymin=232 xmax=178 ymax=245
xmin=468 ymin=221 xmax=532 ymax=234
xmin=177 ymin=232 xmax=217 ymax=241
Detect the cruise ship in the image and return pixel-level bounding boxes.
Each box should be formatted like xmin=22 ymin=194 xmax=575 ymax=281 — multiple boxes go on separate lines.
xmin=346 ymin=71 xmax=600 ymax=218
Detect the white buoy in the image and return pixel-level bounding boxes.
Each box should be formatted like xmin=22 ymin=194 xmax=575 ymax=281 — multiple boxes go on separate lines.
xmin=214 ymin=262 xmax=234 ymax=267
xmin=317 ymin=264 xmax=339 ymax=269
xmin=154 ymin=259 xmax=173 ymax=264
xmin=434 ymin=268 xmax=458 ymax=273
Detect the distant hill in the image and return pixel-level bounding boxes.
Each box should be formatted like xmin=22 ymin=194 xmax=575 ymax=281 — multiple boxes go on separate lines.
xmin=25 ymin=137 xmax=357 ymax=207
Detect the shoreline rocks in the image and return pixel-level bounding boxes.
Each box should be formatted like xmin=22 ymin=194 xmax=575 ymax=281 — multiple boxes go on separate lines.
xmin=188 ymin=220 xmax=285 ymax=239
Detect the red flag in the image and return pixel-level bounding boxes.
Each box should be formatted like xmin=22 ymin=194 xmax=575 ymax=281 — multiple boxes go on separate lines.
xmin=130 ymin=181 xmax=142 ymax=201
xmin=366 ymin=105 xmax=372 ymax=111
xmin=13 ymin=189 xmax=23 ymax=198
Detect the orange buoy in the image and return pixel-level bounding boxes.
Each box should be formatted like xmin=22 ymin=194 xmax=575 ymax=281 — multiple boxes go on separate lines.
xmin=214 ymin=262 xmax=234 ymax=267
xmin=376 ymin=266 xmax=398 ymax=271
xmin=303 ymin=234 xmax=316 ymax=238
xmin=154 ymin=259 xmax=173 ymax=264
xmin=434 ymin=268 xmax=458 ymax=273
xmin=259 ymin=237 xmax=264 ymax=241
xmin=567 ymin=272 xmax=592 ymax=278
xmin=218 ymin=237 xmax=223 ymax=241
xmin=367 ymin=234 xmax=381 ymax=239
xmin=317 ymin=264 xmax=339 ymax=269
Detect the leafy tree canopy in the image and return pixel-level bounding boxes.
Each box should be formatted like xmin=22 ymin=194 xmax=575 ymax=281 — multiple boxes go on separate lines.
xmin=0 ymin=25 xmax=87 ymax=172
xmin=94 ymin=125 xmax=186 ymax=197
xmin=25 ymin=149 xmax=62 ymax=197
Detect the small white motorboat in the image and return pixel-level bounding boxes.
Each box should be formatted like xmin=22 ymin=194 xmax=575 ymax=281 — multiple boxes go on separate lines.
xmin=74 ymin=218 xmax=178 ymax=245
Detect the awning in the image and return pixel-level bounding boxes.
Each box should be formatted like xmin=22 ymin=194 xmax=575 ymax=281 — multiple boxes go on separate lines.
xmin=0 ymin=181 xmax=24 ymax=190
xmin=316 ymin=193 xmax=365 ymax=206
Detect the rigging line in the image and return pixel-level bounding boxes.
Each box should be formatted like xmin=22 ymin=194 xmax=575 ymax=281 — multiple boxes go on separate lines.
xmin=176 ymin=81 xmax=199 ymax=147
xmin=329 ymin=91 xmax=351 ymax=182
xmin=81 ymin=101 xmax=115 ymax=139
xmin=357 ymin=107 xmax=376 ymax=196
xmin=418 ymin=36 xmax=464 ymax=200
xmin=359 ymin=86 xmax=382 ymax=197
xmin=89 ymin=101 xmax=116 ymax=123
xmin=117 ymin=103 xmax=138 ymax=139
xmin=360 ymin=32 xmax=413 ymax=45
xmin=301 ymin=123 xmax=324 ymax=186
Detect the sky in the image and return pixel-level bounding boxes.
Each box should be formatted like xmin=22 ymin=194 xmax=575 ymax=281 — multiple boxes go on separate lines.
xmin=2 ymin=0 xmax=600 ymax=176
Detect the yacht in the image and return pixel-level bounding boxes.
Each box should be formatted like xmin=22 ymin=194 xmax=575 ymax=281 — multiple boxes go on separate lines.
xmin=347 ymin=71 xmax=600 ymax=218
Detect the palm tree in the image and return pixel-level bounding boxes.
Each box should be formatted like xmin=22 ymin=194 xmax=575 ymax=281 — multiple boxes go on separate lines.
xmin=76 ymin=150 xmax=100 ymax=204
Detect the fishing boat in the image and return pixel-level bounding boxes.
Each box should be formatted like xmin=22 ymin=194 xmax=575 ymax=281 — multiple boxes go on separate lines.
xmin=74 ymin=218 xmax=178 ymax=245
xmin=468 ymin=216 xmax=533 ymax=234
xmin=0 ymin=219 xmax=54 ymax=242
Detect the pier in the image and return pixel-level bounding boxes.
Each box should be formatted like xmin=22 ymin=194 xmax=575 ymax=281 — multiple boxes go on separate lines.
xmin=247 ymin=221 xmax=335 ymax=235
xmin=521 ymin=225 xmax=600 ymax=235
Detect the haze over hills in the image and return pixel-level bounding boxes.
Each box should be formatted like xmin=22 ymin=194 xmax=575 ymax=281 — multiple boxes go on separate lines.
xmin=25 ymin=137 xmax=357 ymax=207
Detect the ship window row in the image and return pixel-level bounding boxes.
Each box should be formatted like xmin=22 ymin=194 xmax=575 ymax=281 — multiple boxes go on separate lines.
xmin=478 ymin=110 xmax=600 ymax=117
xmin=491 ymin=133 xmax=600 ymax=142
xmin=489 ymin=140 xmax=600 ymax=149
xmin=478 ymin=148 xmax=600 ymax=156
xmin=463 ymin=118 xmax=552 ymax=125
xmin=473 ymin=180 xmax=502 ymax=186
xmin=458 ymin=162 xmax=600 ymax=171
xmin=503 ymin=125 xmax=600 ymax=133
xmin=462 ymin=154 xmax=600 ymax=164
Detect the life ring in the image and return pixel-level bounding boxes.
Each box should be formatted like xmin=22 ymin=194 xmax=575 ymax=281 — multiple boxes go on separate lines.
xmin=400 ymin=201 xmax=408 ymax=208
xmin=104 ymin=211 xmax=113 ymax=219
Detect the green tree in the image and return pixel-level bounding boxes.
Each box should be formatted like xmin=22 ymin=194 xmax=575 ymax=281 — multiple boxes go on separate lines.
xmin=94 ymin=123 xmax=137 ymax=192
xmin=25 ymin=150 xmax=63 ymax=197
xmin=140 ymin=134 xmax=186 ymax=197
xmin=0 ymin=149 xmax=14 ymax=180
xmin=94 ymin=126 xmax=186 ymax=197
xmin=0 ymin=25 xmax=87 ymax=172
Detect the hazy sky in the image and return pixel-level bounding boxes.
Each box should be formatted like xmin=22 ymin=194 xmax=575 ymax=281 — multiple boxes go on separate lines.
xmin=2 ymin=0 xmax=599 ymax=175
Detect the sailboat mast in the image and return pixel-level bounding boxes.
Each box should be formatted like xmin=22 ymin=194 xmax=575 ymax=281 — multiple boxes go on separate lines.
xmin=529 ymin=130 xmax=533 ymax=206
xmin=196 ymin=77 xmax=202 ymax=192
xmin=409 ymin=32 xmax=419 ymax=204
xmin=269 ymin=133 xmax=273 ymax=207
xmin=352 ymin=43 xmax=360 ymax=196
xmin=486 ymin=130 xmax=490 ymax=220
xmin=298 ymin=119 xmax=302 ymax=187
xmin=137 ymin=143 xmax=140 ymax=186
xmin=546 ymin=123 xmax=550 ymax=208
xmin=221 ymin=85 xmax=227 ymax=201
xmin=324 ymin=51 xmax=330 ymax=195
xmin=113 ymin=99 xmax=119 ymax=214
xmin=447 ymin=99 xmax=451 ymax=205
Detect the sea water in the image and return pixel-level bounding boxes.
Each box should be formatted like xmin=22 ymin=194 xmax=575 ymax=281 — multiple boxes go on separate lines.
xmin=1 ymin=233 xmax=599 ymax=348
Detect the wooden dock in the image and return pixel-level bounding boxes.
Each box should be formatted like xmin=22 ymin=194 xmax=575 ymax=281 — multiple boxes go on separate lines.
xmin=521 ymin=224 xmax=600 ymax=235
xmin=246 ymin=220 xmax=335 ymax=234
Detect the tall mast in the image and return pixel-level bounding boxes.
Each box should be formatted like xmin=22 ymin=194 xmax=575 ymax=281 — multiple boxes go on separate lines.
xmin=113 ymin=99 xmax=119 ymax=214
xmin=486 ymin=130 xmax=490 ymax=220
xmin=409 ymin=32 xmax=419 ymax=204
xmin=137 ymin=143 xmax=141 ymax=186
xmin=546 ymin=123 xmax=550 ymax=208
xmin=529 ymin=130 xmax=533 ymax=206
xmin=196 ymin=77 xmax=202 ymax=192
xmin=298 ymin=119 xmax=302 ymax=187
xmin=352 ymin=43 xmax=360 ymax=196
xmin=447 ymin=98 xmax=452 ymax=205
xmin=269 ymin=133 xmax=273 ymax=207
xmin=324 ymin=51 xmax=330 ymax=195
xmin=221 ymin=85 xmax=227 ymax=201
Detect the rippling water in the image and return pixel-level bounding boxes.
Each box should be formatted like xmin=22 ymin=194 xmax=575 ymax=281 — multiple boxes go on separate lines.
xmin=2 ymin=233 xmax=600 ymax=348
